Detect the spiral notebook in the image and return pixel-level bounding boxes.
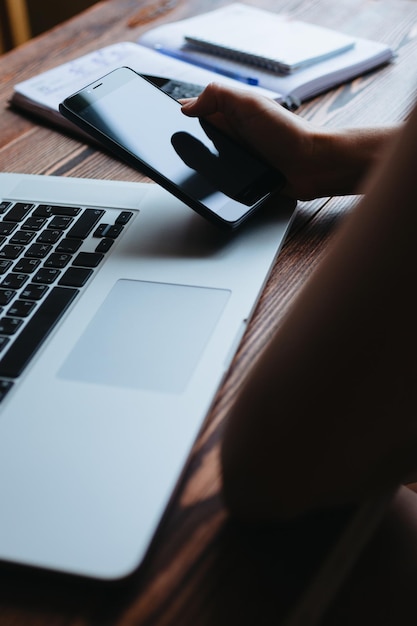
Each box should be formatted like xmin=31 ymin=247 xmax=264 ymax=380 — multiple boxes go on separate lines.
xmin=183 ymin=4 xmax=355 ymax=74
xmin=137 ymin=5 xmax=392 ymax=106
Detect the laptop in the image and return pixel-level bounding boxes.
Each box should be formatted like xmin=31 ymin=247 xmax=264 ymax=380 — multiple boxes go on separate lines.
xmin=0 ymin=172 xmax=296 ymax=581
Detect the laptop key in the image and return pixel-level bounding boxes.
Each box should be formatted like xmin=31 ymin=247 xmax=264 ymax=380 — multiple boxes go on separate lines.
xmin=0 ymin=289 xmax=16 ymax=305
xmin=115 ymin=211 xmax=133 ymax=225
xmin=36 ymin=229 xmax=62 ymax=244
xmin=67 ymin=209 xmax=104 ymax=239
xmin=13 ymin=258 xmax=40 ymax=273
xmin=21 ymin=217 xmax=47 ymax=231
xmin=33 ymin=204 xmax=81 ymax=218
xmin=5 ymin=203 xmax=33 ymax=222
xmin=33 ymin=268 xmax=61 ymax=284
xmin=55 ymin=238 xmax=82 ymax=254
xmin=58 ymin=267 xmax=93 ymax=287
xmin=48 ymin=216 xmax=74 ymax=230
xmin=25 ymin=243 xmax=52 ymax=258
xmin=7 ymin=300 xmax=36 ymax=318
xmin=95 ymin=238 xmax=113 ymax=253
xmin=0 ymin=273 xmax=29 ymax=289
xmin=0 ymin=244 xmax=23 ymax=259
xmin=93 ymin=224 xmax=109 ymax=237
xmin=10 ymin=230 xmax=36 ymax=245
xmin=102 ymin=224 xmax=123 ymax=239
xmin=73 ymin=252 xmax=104 ymax=268
xmin=0 ymin=317 xmax=23 ymax=335
xmin=0 ymin=260 xmax=12 ymax=274
xmin=0 ymin=223 xmax=17 ymax=237
xmin=44 ymin=253 xmax=72 ymax=268
xmin=0 ymin=286 xmax=78 ymax=378
xmin=20 ymin=284 xmax=49 ymax=300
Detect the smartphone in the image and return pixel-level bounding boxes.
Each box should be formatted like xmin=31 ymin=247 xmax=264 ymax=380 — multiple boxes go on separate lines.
xmin=59 ymin=67 xmax=286 ymax=229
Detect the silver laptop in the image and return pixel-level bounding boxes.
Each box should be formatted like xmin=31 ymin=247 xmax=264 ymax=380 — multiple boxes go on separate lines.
xmin=0 ymin=172 xmax=295 ymax=580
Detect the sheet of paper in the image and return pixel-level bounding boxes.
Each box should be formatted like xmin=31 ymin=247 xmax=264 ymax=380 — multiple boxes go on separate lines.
xmin=13 ymin=41 xmax=279 ymax=114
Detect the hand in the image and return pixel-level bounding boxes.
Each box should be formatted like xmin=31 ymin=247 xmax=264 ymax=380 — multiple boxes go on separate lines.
xmin=181 ymin=83 xmax=396 ymax=200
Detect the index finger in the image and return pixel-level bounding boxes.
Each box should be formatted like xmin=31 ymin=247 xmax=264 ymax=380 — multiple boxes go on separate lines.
xmin=180 ymin=82 xmax=253 ymax=118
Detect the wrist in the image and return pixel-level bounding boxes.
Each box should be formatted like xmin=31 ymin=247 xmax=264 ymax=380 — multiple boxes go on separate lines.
xmin=306 ymin=127 xmax=398 ymax=199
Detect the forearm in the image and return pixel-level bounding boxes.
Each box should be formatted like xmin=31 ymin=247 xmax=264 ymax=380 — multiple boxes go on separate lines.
xmin=220 ymin=105 xmax=417 ymax=522
xmin=293 ymin=125 xmax=399 ymax=199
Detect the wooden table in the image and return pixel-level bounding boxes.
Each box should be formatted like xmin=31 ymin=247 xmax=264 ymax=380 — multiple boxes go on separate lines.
xmin=1 ymin=1 xmax=417 ymax=624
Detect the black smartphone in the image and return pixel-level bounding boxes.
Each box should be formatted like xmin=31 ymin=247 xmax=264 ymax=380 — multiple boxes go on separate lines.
xmin=59 ymin=67 xmax=286 ymax=229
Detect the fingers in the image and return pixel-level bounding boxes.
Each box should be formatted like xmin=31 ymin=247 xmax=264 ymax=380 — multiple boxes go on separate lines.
xmin=180 ymin=82 xmax=225 ymax=117
xmin=178 ymin=97 xmax=196 ymax=106
xmin=180 ymin=82 xmax=278 ymax=144
xmin=180 ymin=82 xmax=253 ymax=118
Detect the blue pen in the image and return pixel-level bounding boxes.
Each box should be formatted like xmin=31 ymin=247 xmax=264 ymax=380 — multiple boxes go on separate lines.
xmin=209 ymin=65 xmax=259 ymax=86
xmin=155 ymin=45 xmax=259 ymax=86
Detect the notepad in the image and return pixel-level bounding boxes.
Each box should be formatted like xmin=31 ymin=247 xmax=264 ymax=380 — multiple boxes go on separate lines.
xmin=183 ymin=4 xmax=355 ymax=74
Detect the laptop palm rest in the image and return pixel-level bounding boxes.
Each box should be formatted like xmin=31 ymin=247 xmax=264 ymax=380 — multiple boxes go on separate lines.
xmin=58 ymin=279 xmax=231 ymax=393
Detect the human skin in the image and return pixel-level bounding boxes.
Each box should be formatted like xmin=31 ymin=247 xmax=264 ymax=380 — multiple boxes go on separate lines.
xmin=181 ymin=82 xmax=397 ymax=201
xmin=182 ymin=84 xmax=417 ymax=522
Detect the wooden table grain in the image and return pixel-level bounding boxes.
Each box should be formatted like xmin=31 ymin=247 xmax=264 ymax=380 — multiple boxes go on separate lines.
xmin=1 ymin=1 xmax=417 ymax=625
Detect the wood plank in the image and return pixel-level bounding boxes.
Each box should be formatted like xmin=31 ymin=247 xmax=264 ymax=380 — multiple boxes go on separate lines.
xmin=0 ymin=2 xmax=417 ymax=625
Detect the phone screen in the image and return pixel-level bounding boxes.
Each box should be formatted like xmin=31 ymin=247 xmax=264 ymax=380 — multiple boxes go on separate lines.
xmin=60 ymin=67 xmax=285 ymax=228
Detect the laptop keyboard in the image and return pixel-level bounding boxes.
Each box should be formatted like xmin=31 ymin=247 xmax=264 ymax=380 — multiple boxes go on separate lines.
xmin=0 ymin=199 xmax=133 ymax=402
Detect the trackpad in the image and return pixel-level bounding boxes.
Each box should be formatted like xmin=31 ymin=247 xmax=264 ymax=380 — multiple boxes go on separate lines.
xmin=59 ymin=279 xmax=230 ymax=393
